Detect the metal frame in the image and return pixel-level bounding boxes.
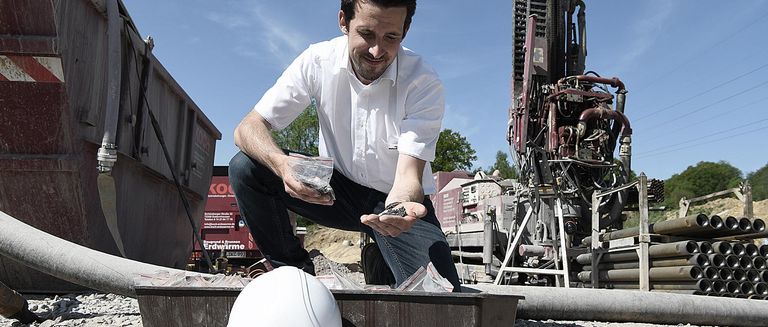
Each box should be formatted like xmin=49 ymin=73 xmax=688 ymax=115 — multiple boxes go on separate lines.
xmin=590 ymin=173 xmax=650 ymax=291
xmin=678 ymin=181 xmax=754 ymax=218
xmin=494 ymin=193 xmax=571 ymax=287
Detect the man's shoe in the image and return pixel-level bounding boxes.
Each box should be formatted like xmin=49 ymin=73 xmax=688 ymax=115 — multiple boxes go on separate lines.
xmin=360 ymin=243 xmax=395 ymax=286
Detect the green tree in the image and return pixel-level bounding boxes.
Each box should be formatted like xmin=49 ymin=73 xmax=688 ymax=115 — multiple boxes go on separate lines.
xmin=486 ymin=151 xmax=517 ymax=179
xmin=432 ymin=129 xmax=477 ymax=172
xmin=271 ymin=103 xmax=319 ymax=156
xmin=663 ymin=161 xmax=743 ymax=208
xmin=747 ymin=163 xmax=768 ymax=201
xmin=270 ymin=103 xmax=319 ymax=227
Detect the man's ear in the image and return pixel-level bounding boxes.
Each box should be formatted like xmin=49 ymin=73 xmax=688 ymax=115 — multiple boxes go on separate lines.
xmin=339 ymin=10 xmax=348 ymax=35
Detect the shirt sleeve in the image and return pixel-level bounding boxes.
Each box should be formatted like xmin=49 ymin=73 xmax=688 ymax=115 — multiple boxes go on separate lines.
xmin=252 ymin=47 xmax=316 ymax=130
xmin=397 ymin=76 xmax=445 ymax=162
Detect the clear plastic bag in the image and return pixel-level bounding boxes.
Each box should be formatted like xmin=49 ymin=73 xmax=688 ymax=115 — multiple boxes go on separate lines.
xmin=287 ymin=153 xmax=335 ymax=200
xmin=395 ymin=262 xmax=454 ymax=292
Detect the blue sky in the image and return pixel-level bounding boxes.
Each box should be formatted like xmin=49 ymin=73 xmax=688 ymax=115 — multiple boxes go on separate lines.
xmin=123 ymin=1 xmax=768 ymax=180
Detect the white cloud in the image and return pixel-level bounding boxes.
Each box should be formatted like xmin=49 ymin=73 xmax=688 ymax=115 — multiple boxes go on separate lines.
xmin=442 ymin=104 xmax=479 ymax=137
xmin=611 ymin=1 xmax=678 ymax=74
xmin=205 ymin=4 xmax=309 ymax=68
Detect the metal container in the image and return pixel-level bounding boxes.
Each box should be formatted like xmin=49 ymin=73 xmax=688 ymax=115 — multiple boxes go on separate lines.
xmin=134 ymin=286 xmax=524 ymax=327
xmin=0 ymin=0 xmax=220 ymax=292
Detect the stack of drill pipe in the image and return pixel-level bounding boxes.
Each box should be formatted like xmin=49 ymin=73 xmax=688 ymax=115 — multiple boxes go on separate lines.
xmin=577 ymin=239 xmax=768 ymax=299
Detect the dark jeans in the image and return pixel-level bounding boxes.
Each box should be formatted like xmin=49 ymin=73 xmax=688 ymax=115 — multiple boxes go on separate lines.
xmin=228 ymin=151 xmax=460 ymax=290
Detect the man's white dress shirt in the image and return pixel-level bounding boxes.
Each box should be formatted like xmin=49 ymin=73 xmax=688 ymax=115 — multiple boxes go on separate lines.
xmin=254 ymin=35 xmax=444 ymax=195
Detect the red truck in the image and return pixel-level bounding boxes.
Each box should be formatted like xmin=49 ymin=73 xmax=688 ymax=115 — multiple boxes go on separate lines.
xmin=189 ymin=166 xmax=307 ymax=274
xmin=189 ymin=166 xmax=261 ymax=273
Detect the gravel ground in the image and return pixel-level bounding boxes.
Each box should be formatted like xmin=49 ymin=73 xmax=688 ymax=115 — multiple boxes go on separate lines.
xmin=0 ymin=293 xmax=141 ymax=327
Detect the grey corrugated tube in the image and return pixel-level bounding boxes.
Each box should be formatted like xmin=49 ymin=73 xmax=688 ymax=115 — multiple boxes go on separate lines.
xmin=0 ymin=210 xmax=206 ymax=298
xmin=469 ymin=284 xmax=768 ymax=326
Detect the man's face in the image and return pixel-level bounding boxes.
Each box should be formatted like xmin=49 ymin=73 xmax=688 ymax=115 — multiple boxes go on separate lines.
xmin=339 ymin=2 xmax=407 ymax=85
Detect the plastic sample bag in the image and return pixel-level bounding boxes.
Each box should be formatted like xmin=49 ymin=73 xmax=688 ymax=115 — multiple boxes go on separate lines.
xmin=287 ymin=153 xmax=335 ymax=200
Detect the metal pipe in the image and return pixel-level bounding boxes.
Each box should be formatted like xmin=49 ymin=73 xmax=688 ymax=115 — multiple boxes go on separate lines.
xmin=718 ymin=268 xmax=734 ymax=281
xmin=518 ymin=244 xmax=547 ymax=258
xmin=575 ymin=107 xmax=632 ymax=138
xmin=760 ymin=244 xmax=768 ymax=257
xmin=733 ymin=269 xmax=747 ymax=282
xmin=726 ymin=281 xmax=740 ymax=293
xmin=740 ymin=256 xmax=754 ymax=270
xmin=724 ymin=215 xmax=739 ymax=229
xmin=740 ymin=282 xmax=756 ymax=295
xmin=753 ymin=257 xmax=767 ymax=270
xmin=582 ymin=215 xmax=709 ymax=244
xmin=712 ymin=241 xmax=732 ymax=255
xmin=755 ymin=282 xmax=768 ymax=295
xmin=753 ymin=218 xmax=766 ymax=233
xmin=748 ymin=270 xmax=762 ymax=283
xmin=470 ymin=284 xmax=768 ymax=326
xmin=731 ymin=243 xmax=746 ymax=256
xmin=712 ymin=280 xmax=726 ymax=293
xmin=746 ymin=243 xmax=760 ymax=257
xmin=709 ymin=215 xmax=724 ymax=229
xmin=725 ymin=255 xmax=741 ymax=269
xmin=703 ymin=267 xmax=718 ymax=280
xmin=577 ymin=266 xmax=703 ymax=282
xmin=483 ymin=212 xmax=493 ymax=275
xmin=739 ymin=217 xmax=753 ymax=233
xmin=762 ymin=270 xmax=768 ymax=283
xmin=0 ymin=210 xmax=209 ymax=298
xmin=708 ymin=253 xmax=726 ymax=267
xmin=697 ymin=241 xmax=713 ymax=255
xmin=576 ymin=241 xmax=699 ymax=264
xmin=582 ymin=254 xmax=709 ymax=271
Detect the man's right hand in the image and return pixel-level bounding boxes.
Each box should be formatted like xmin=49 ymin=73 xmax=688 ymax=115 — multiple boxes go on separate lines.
xmin=279 ymin=161 xmax=334 ymax=206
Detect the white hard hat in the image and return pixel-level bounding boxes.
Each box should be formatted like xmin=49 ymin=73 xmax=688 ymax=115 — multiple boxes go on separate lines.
xmin=228 ymin=266 xmax=342 ymax=327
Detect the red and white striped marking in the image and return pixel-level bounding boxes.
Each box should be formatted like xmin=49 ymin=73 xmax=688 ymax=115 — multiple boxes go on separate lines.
xmin=0 ymin=55 xmax=64 ymax=83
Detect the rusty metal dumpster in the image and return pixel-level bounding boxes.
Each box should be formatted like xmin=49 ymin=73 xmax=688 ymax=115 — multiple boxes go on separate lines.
xmin=0 ymin=0 xmax=221 ymax=292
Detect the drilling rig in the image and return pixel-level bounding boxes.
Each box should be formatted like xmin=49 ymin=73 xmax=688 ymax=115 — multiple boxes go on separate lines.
xmin=436 ymin=0 xmax=653 ymax=286
xmin=505 ymin=0 xmax=633 ymax=281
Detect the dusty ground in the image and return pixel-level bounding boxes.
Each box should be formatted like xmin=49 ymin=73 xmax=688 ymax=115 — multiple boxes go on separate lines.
xmin=304 ymin=225 xmax=363 ymax=264
xmin=664 ymin=198 xmax=768 ymax=220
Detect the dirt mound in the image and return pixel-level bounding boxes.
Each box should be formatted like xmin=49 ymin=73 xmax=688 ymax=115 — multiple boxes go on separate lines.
xmin=304 ymin=226 xmax=363 ymax=264
xmin=664 ymin=198 xmax=768 ymax=219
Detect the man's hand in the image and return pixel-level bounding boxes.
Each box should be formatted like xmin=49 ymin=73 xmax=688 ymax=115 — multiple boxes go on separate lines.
xmin=360 ymin=202 xmax=427 ymax=237
xmin=279 ymin=161 xmax=334 ymax=206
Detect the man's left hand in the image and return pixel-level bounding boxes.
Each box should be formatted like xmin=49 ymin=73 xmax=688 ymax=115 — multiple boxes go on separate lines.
xmin=360 ymin=202 xmax=427 ymax=237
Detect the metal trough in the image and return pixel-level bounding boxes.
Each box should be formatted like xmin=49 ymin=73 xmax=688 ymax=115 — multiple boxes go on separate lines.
xmin=134 ymin=286 xmax=523 ymax=327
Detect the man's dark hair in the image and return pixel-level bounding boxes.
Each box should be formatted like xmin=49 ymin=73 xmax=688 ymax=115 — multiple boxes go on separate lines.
xmin=341 ymin=0 xmax=416 ymax=35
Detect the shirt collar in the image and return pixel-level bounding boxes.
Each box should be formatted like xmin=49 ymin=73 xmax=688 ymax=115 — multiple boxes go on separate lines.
xmin=337 ymin=36 xmax=399 ymax=86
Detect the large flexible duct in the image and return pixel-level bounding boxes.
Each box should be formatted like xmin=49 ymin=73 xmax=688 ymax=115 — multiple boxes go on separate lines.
xmin=469 ymin=284 xmax=768 ymax=326
xmin=0 ymin=211 xmax=205 ymax=298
